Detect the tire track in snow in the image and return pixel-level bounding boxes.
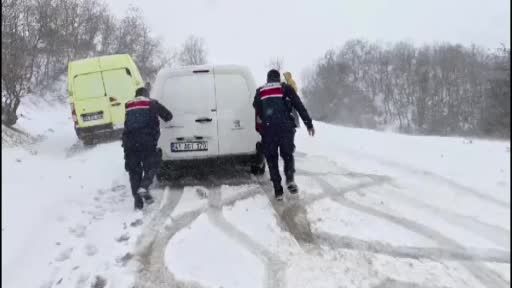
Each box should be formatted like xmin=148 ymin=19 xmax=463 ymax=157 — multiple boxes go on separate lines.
xmin=332 ymin=145 xmax=509 ymax=209
xmin=206 ymin=207 xmax=286 ymax=288
xmin=256 ymin=171 xmax=391 ymax=249
xmin=374 ymin=278 xmax=451 ymax=288
xmin=136 ymin=210 xmax=205 ymax=288
xmin=134 ymin=182 xmax=280 ymax=288
xmin=296 ymin=166 xmax=510 ymax=260
xmin=316 ymin=232 xmax=509 ymax=263
xmin=134 ymin=153 xmax=509 ymax=288
xmin=376 ymin=182 xmax=510 ymax=249
xmin=133 ymin=186 xmax=207 ymax=288
xmin=208 ymin=183 xmax=287 ymax=288
xmin=296 ymin=158 xmax=509 ymax=287
xmin=312 ymin=175 xmax=510 ymax=288
xmin=301 ymin=169 xmax=510 ymax=250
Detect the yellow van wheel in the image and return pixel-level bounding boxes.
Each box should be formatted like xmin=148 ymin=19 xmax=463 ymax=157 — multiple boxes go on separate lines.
xmin=82 ymin=137 xmax=94 ymax=146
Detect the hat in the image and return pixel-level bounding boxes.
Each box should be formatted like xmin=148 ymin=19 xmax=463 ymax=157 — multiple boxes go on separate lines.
xmin=267 ymin=69 xmax=281 ymax=82
xmin=135 ymin=87 xmax=149 ymax=98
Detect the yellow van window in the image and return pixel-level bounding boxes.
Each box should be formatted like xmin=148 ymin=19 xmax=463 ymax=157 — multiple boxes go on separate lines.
xmin=74 ymin=72 xmax=106 ymax=99
xmin=102 ymin=69 xmax=135 ymax=101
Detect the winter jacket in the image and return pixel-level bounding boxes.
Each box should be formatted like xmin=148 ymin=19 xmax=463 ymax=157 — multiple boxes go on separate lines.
xmin=122 ymin=96 xmax=173 ymax=149
xmin=283 ymin=72 xmax=301 ymax=128
xmin=253 ymin=81 xmax=313 ymax=133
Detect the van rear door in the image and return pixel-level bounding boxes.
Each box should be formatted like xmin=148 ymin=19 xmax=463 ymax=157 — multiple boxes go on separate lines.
xmin=102 ymin=68 xmax=136 ymax=128
xmin=158 ymin=68 xmax=219 ymax=159
xmin=214 ymin=70 xmax=258 ymax=155
xmin=73 ymin=72 xmax=111 ymax=127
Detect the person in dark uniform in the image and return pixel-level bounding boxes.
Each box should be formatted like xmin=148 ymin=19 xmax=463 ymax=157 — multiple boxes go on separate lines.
xmin=122 ymin=87 xmax=173 ymax=210
xmin=253 ymin=69 xmax=315 ymax=201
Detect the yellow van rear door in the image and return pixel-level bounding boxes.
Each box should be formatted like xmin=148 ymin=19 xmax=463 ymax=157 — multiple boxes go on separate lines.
xmin=102 ymin=68 xmax=136 ymax=126
xmin=73 ymin=72 xmax=111 ymax=127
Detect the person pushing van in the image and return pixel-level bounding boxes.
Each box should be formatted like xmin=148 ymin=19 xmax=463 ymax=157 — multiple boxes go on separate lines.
xmin=253 ymin=69 xmax=315 ymax=201
xmin=252 ymin=71 xmax=300 ymax=175
xmin=122 ymin=87 xmax=173 ymax=210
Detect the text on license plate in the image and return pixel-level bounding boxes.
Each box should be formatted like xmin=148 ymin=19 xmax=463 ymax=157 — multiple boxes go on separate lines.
xmin=82 ymin=112 xmax=103 ymax=122
xmin=171 ymin=141 xmax=208 ymax=152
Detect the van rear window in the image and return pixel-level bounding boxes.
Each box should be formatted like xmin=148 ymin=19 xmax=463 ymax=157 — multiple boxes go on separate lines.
xmin=214 ymin=74 xmax=251 ymax=112
xmin=103 ymin=69 xmax=135 ymax=101
xmin=162 ymin=75 xmax=215 ymax=114
xmin=73 ymin=69 xmax=135 ymax=100
xmin=73 ymin=72 xmax=106 ymax=99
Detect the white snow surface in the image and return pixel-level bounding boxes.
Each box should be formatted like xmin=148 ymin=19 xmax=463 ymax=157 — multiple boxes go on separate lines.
xmin=223 ymin=194 xmax=302 ymax=259
xmin=2 ymin=96 xmax=148 ymax=288
xmin=296 ymin=122 xmax=510 ymax=204
xmin=2 ymin=95 xmax=510 ymax=288
xmin=170 ymin=186 xmax=209 ymax=218
xmin=165 ymin=214 xmax=265 ymax=288
xmin=308 ymin=198 xmax=438 ymax=248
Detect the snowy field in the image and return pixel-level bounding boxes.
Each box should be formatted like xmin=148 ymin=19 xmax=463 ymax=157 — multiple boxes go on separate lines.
xmin=2 ymin=96 xmax=510 ymax=288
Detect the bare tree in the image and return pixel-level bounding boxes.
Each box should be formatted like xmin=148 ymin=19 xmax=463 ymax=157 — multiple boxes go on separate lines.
xmin=2 ymin=0 xmax=39 ymax=126
xmin=303 ymin=39 xmax=510 ymax=137
xmin=178 ymin=35 xmax=207 ymax=66
xmin=1 ymin=0 xmax=179 ymax=126
xmin=267 ymin=56 xmax=284 ymax=71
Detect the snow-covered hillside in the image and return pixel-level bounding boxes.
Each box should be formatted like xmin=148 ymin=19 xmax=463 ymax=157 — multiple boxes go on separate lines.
xmin=2 ymin=97 xmax=510 ymax=288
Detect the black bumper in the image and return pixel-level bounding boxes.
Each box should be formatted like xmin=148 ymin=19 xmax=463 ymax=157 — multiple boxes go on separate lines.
xmin=75 ymin=124 xmax=123 ymax=140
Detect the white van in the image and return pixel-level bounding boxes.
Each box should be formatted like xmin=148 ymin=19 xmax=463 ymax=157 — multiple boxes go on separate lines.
xmin=152 ymin=64 xmax=260 ymax=166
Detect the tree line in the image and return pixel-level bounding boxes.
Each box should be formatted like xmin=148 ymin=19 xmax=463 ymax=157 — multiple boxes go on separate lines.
xmin=302 ymin=39 xmax=510 ymax=138
xmin=2 ymin=0 xmax=207 ymax=126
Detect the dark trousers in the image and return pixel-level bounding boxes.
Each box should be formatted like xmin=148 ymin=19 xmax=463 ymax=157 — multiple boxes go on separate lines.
xmin=124 ymin=142 xmax=161 ymax=201
xmin=262 ymin=128 xmax=296 ymax=195
xmin=255 ymin=140 xmax=265 ymax=166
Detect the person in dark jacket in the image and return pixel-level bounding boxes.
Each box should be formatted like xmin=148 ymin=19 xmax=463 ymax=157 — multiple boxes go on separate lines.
xmin=253 ymin=69 xmax=315 ymax=201
xmin=122 ymin=87 xmax=173 ymax=210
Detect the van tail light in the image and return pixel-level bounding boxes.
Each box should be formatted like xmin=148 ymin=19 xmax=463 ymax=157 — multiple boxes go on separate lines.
xmin=70 ymin=103 xmax=78 ymax=126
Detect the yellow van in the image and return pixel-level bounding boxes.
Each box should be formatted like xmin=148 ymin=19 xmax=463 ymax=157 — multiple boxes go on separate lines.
xmin=67 ymin=54 xmax=144 ymax=145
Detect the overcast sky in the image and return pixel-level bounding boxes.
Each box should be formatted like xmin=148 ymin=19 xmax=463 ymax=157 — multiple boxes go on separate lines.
xmin=108 ymin=0 xmax=510 ymax=84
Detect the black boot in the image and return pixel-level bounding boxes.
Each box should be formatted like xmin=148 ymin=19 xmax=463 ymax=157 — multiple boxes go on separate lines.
xmin=274 ymin=183 xmax=284 ymax=201
xmin=286 ymin=180 xmax=299 ymax=194
xmin=134 ymin=196 xmax=144 ymax=210
xmin=138 ymin=187 xmax=154 ymax=205
xmin=251 ymin=142 xmax=266 ymax=175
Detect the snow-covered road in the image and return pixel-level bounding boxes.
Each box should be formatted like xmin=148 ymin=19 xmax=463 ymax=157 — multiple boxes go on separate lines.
xmin=2 ymin=98 xmax=510 ymax=288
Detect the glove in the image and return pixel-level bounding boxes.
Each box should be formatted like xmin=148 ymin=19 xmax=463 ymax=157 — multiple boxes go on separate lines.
xmin=308 ymin=127 xmax=315 ymax=137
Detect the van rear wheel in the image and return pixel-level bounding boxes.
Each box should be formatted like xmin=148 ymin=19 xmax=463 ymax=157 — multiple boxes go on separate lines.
xmin=156 ymin=161 xmax=173 ymax=182
xmin=82 ymin=137 xmax=94 ymax=146
xmin=250 ymin=163 xmax=266 ymax=175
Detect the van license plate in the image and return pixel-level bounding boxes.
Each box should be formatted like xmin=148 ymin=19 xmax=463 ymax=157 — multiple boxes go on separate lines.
xmin=171 ymin=141 xmax=208 ymax=152
xmin=82 ymin=112 xmax=103 ymax=122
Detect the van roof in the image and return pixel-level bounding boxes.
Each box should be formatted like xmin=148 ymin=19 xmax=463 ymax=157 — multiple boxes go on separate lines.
xmin=68 ymin=54 xmax=134 ymax=77
xmin=157 ymin=64 xmax=253 ymax=77
xmin=67 ymin=54 xmax=144 ymax=95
